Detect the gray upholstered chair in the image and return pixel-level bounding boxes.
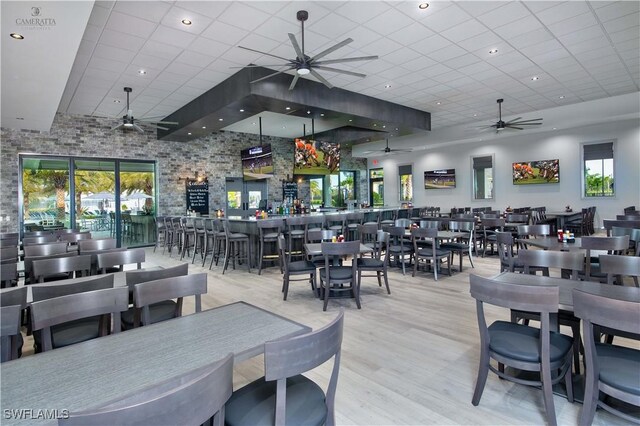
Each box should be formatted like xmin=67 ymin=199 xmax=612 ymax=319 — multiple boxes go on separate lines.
xmin=225 ymin=311 xmax=344 ymax=426
xmin=61 ymin=353 xmax=233 ymax=426
xmin=1 ymin=262 xmax=18 ymax=288
xmin=320 ymin=241 xmax=360 ymax=311
xmin=573 ymin=289 xmax=640 ymax=425
xmin=0 ymin=246 xmax=18 ymax=264
xmin=599 ymin=254 xmax=640 ymax=287
xmin=1 ymin=305 xmax=22 ymax=362
xmin=387 ymin=225 xmax=413 ymax=275
xmin=24 ymin=252 xmax=77 ymax=284
xmin=278 ymin=235 xmax=317 ymax=301
xmin=357 ymin=230 xmax=391 ymax=295
xmin=0 ymin=286 xmax=27 ymax=359
xmin=221 ymin=219 xmax=251 ymax=274
xmin=130 ymin=273 xmax=207 ymax=327
xmin=411 ymin=227 xmax=452 ymax=280
xmin=441 ymin=219 xmax=475 ymax=271
xmin=32 ymin=254 xmax=92 ymax=283
xmin=23 ymin=241 xmax=69 ymax=257
xmin=469 ymin=274 xmax=573 ymax=426
xmin=580 ymin=235 xmax=629 ymax=282
xmin=31 ymin=287 xmax=128 ymax=352
xmin=121 ymin=263 xmax=190 ymax=328
xmin=96 ymin=248 xmax=145 ymax=274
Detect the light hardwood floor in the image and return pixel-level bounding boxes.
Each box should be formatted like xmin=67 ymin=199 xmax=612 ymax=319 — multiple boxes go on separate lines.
xmin=141 ymin=246 xmax=632 ymax=426
xmin=19 ymin=245 xmax=633 ymax=425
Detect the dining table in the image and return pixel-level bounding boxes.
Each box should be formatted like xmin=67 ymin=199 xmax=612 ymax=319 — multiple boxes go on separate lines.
xmin=546 ymin=211 xmax=583 ymax=229
xmin=304 ymin=242 xmax=374 ymax=257
xmin=0 ymin=302 xmax=311 ymax=425
xmin=515 ymin=236 xmax=583 ymax=251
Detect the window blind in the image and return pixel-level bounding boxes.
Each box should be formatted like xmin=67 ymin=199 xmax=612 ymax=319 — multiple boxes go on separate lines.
xmin=584 ymin=142 xmax=613 ymax=161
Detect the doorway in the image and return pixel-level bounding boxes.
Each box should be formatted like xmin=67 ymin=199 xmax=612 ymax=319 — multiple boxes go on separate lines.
xmin=225 ymin=178 xmax=268 ymax=217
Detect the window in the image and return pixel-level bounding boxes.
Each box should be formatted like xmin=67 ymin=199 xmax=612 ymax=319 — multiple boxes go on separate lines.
xmin=472 ymin=155 xmax=494 ymax=200
xmin=583 ymin=142 xmax=614 ymax=197
xmin=399 ymin=165 xmax=413 ymax=202
xmin=369 ymin=169 xmax=384 ymax=206
xmin=309 ymin=177 xmax=323 ymax=207
xmin=327 ymin=171 xmax=356 ymax=207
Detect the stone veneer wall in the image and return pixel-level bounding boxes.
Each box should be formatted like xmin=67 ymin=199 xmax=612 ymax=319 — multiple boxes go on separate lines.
xmin=0 ymin=113 xmax=367 ymax=232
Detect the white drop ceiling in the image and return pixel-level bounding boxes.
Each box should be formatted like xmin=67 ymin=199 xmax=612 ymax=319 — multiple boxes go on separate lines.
xmin=2 ymin=0 xmax=639 ymax=137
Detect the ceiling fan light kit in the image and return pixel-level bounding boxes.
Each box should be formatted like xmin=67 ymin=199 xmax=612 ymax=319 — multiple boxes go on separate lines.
xmin=480 ymin=98 xmax=543 ymax=133
xmin=237 ymin=10 xmax=378 ymax=90
xmin=110 ymin=87 xmax=178 ymax=134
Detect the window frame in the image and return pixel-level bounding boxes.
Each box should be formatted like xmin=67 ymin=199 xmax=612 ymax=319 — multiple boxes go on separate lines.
xmin=398 ymin=164 xmax=413 ymax=203
xmin=581 ymin=140 xmax=615 ymax=199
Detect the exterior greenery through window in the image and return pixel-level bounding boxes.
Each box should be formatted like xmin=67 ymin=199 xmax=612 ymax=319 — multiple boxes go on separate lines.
xmin=369 ymin=169 xmax=384 ymax=206
xmin=329 ymin=171 xmax=356 ymax=207
xmin=310 ymin=177 xmax=323 ymax=207
xmin=399 ymin=165 xmax=413 ymax=202
xmin=583 ymin=142 xmax=614 ymax=197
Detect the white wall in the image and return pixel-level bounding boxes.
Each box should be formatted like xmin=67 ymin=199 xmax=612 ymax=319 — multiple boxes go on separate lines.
xmin=369 ymin=118 xmax=640 ymax=227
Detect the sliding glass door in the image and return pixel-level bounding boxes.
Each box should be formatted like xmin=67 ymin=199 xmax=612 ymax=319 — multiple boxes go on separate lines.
xmin=19 ymin=155 xmax=156 ymax=247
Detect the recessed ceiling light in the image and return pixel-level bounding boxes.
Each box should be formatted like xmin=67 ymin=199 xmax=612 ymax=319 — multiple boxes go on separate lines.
xmin=552 ymin=127 xmax=557 ymax=130
xmin=489 ymin=48 xmax=498 ymax=54
xmin=473 ymin=114 xmax=477 ymax=117
xmin=282 ymin=126 xmax=286 ymax=129
xmin=373 ymin=123 xmax=377 ymax=127
xmin=285 ymin=107 xmax=291 ymax=110
xmin=187 ymin=132 xmax=192 ymax=135
xmin=307 ymin=110 xmax=311 ymax=114
xmin=10 ymin=33 xmax=24 ymax=40
xmin=436 ymin=102 xmax=441 ymax=105
xmin=181 ymin=19 xmax=192 ymax=26
xmin=202 ymin=126 xmax=206 ymax=129
xmin=531 ymin=76 xmax=539 ymax=81
xmin=558 ymin=95 xmax=565 ymax=99
xmin=418 ymin=3 xmax=429 ymax=10
xmin=382 ymin=125 xmax=386 ymax=128
xmin=239 ymin=109 xmax=245 ymax=112
xmin=113 ymin=99 xmax=121 ymax=103
xmin=395 ymin=128 xmax=398 ymax=131
xmin=348 ymin=119 xmax=352 ymax=122
xmin=218 ymin=118 xmax=223 ymax=121
xmin=138 ymin=70 xmax=147 ymax=75
xmin=252 ymin=122 xmax=256 ymax=125
xmin=320 ymin=113 xmax=325 ymax=117
xmin=384 ymin=84 xmax=391 ymax=89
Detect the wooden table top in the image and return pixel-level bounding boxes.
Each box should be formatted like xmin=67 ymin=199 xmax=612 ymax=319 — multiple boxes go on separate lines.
xmin=492 ymin=272 xmax=640 ymax=311
xmin=305 ymin=242 xmax=373 ymax=256
xmin=1 ymin=302 xmax=311 ymax=425
xmin=515 ymin=237 xmax=583 ymax=251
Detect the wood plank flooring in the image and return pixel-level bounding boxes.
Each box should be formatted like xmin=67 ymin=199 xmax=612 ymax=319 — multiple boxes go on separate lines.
xmin=142 ymin=247 xmax=631 ymax=426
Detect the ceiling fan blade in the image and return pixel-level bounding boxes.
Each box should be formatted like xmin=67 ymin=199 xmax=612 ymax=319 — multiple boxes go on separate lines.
xmin=511 ymin=122 xmax=543 ymax=126
xmin=139 ymin=119 xmax=179 ymax=125
xmin=133 ymin=124 xmax=145 ymax=134
xmin=392 ymin=149 xmax=413 ymax=153
xmin=288 ymin=33 xmax=304 ymax=61
xmin=313 ymin=55 xmax=379 ymax=65
xmin=250 ymin=68 xmax=294 ymax=84
xmin=229 ymin=64 xmax=289 ymax=68
xmin=313 ymin=66 xmax=366 ymax=78
xmin=111 ymin=122 xmax=124 ymax=131
xmin=505 ymin=117 xmax=522 ymax=123
xmin=289 ymin=74 xmax=300 ymax=91
xmin=308 ymin=38 xmax=353 ymax=62
xmin=238 ymin=46 xmax=291 ymax=62
xmin=309 ymin=69 xmax=333 ymax=89
xmin=509 ymin=118 xmax=543 ymax=124
xmin=505 ymin=126 xmax=524 ymax=130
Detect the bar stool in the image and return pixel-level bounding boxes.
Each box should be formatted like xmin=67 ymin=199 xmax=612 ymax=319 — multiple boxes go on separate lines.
xmin=208 ymin=218 xmax=227 ymax=269
xmin=326 ymin=213 xmax=346 ymax=236
xmin=363 ymin=211 xmax=380 ymax=227
xmin=178 ymin=217 xmax=195 ymax=260
xmin=380 ymin=209 xmax=396 ymax=229
xmin=163 ymin=217 xmax=175 ymax=255
xmin=190 ymin=218 xmax=206 ymax=264
xmin=305 ymin=216 xmax=325 ymax=233
xmin=153 ymin=216 xmax=165 ymax=253
xmin=168 ymin=217 xmax=182 ymax=257
xmin=221 ymin=220 xmax=251 ymax=274
xmin=201 ymin=218 xmax=216 ymax=267
xmin=257 ymin=219 xmax=283 ymax=275
xmin=285 ymin=217 xmax=307 ymax=261
xmin=345 ymin=212 xmax=364 ymax=241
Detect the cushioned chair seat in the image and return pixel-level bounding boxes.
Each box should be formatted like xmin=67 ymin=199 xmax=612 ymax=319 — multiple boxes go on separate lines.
xmin=262 ymin=232 xmax=279 ymax=240
xmin=488 ymin=320 xmax=573 ymax=363
xmin=34 ymin=316 xmax=102 ymax=350
xmin=121 ymin=300 xmax=177 ymax=328
xmin=356 ymin=258 xmax=383 ymax=268
xmin=320 ymin=266 xmax=353 ymax=281
xmin=388 ymin=245 xmax=412 ymax=254
xmin=596 ymin=343 xmax=640 ymax=396
xmin=441 ymin=242 xmax=470 ymax=250
xmin=229 ymin=233 xmax=249 ymax=240
xmin=288 ymin=260 xmax=317 ymax=273
xmin=417 ymin=248 xmax=451 ymax=257
xmin=225 ymin=375 xmax=327 ymax=426
xmin=288 ymin=230 xmax=305 ymax=236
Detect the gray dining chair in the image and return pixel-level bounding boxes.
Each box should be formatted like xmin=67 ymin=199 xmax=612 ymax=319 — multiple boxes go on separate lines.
xmin=0 ymin=286 xmax=27 ymax=359
xmin=320 ymin=241 xmax=360 ymax=311
xmin=31 ymin=287 xmax=128 ymax=352
xmin=599 ymin=254 xmax=640 ymax=287
xmin=306 ymin=229 xmax=337 ymax=268
xmin=278 ymin=235 xmax=317 ymax=300
xmin=611 ymin=226 xmax=640 ymax=256
xmin=495 ymin=231 xmax=524 ymax=273
xmin=23 ymin=241 xmax=69 ymax=257
xmin=0 ymin=246 xmax=19 ymax=264
xmin=580 ymin=235 xmax=629 ymax=282
xmin=387 ymin=225 xmax=413 ymax=275
xmin=411 ymin=227 xmax=452 ymax=280
xmin=441 ymin=220 xmax=475 ymax=270
xmin=131 ymin=273 xmax=207 ymax=327
xmin=573 ymin=289 xmax=640 ymax=425
xmin=516 ymin=224 xmax=551 ymax=249
xmin=481 ymin=217 xmax=504 ymax=257
xmin=221 ymin=219 xmax=251 ymax=274
xmin=1 ymin=305 xmax=22 ymax=362
xmin=1 ymin=262 xmax=18 ymax=288
xmin=285 ymin=216 xmax=307 ymax=262
xmin=32 ymin=254 xmax=92 ymax=283
xmin=78 ymin=238 xmax=117 ymax=253
xmin=61 ymin=353 xmax=234 ymax=426
xmin=225 ymin=311 xmax=344 ymax=426
xmin=24 ymin=252 xmax=78 ymax=284
xmin=469 ymin=274 xmax=573 ymax=426
xmin=357 ymin=230 xmax=391 ymax=295
xmin=96 ymin=248 xmax=145 ymax=274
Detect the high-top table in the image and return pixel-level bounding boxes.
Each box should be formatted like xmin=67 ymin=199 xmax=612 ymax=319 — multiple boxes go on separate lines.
xmin=0 ymin=302 xmax=310 ymax=425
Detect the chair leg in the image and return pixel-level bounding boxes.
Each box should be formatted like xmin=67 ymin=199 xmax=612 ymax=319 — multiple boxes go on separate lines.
xmin=222 ymin=240 xmax=231 ymax=274
xmin=282 ymin=275 xmax=289 ymax=300
xmin=258 ymin=240 xmax=264 ymax=275
xmin=354 ymin=279 xmax=361 ymax=309
xmin=383 ymin=271 xmax=390 ymax=295
xmin=468 ymin=246 xmax=475 ymax=268
xmin=323 ymin=282 xmax=330 ymax=311
xmin=580 ymin=365 xmax=599 ymax=426
xmin=541 ymin=362 xmax=558 ymax=426
xmin=472 ymin=345 xmax=490 ymax=406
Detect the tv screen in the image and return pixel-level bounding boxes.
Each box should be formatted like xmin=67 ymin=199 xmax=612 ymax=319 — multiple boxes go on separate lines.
xmin=424 ymin=169 xmax=456 ymax=189
xmin=512 ymin=159 xmax=559 ymax=185
xmin=241 ymin=144 xmax=273 ymax=181
xmin=293 ymin=139 xmax=340 ymax=175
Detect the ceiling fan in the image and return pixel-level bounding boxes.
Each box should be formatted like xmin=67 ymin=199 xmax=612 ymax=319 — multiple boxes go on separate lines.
xmin=235 ymin=10 xmax=379 ymax=90
xmin=361 ymin=138 xmax=413 ymax=156
xmin=479 ymin=99 xmax=543 ymax=133
xmin=111 ymin=87 xmax=178 ymax=133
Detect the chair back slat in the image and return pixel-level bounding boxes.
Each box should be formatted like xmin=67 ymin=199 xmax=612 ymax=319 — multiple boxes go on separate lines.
xmin=96 ymin=248 xmax=145 ymax=273
xmin=24 ymin=252 xmax=77 ymax=283
xmin=135 ymin=273 xmax=207 ymax=325
xmin=1 ymin=305 xmax=22 ymax=362
xmin=573 ymin=289 xmax=640 ymax=335
xmin=31 ymin=275 xmax=115 ymax=302
xmin=23 ymin=235 xmax=58 ymax=246
xmin=469 ymin=274 xmax=559 ymax=313
xmin=59 ymin=232 xmax=92 ymax=244
xmin=125 ymin=263 xmax=189 ymax=289
xmin=78 ymin=238 xmax=117 ymax=253
xmin=599 ymin=254 xmax=640 ymax=285
xmin=32 ymin=254 xmax=92 ymax=283
xmin=320 ymin=240 xmax=360 ymax=256
xmin=0 ymin=286 xmax=27 ymax=308
xmin=1 ymin=247 xmax=18 ymax=264
xmin=580 ymin=235 xmax=629 ymax=252
xmin=518 ymin=249 xmax=585 ymax=279
xmin=0 ymin=236 xmax=19 ymax=248
xmin=24 ymin=242 xmax=69 ymax=257
xmin=603 ymin=219 xmax=640 ymax=236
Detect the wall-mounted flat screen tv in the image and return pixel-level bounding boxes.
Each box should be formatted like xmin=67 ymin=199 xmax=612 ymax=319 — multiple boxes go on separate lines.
xmin=293 ymin=139 xmax=340 ymax=175
xmin=424 ymin=169 xmax=456 ymax=189
xmin=512 ymin=159 xmax=559 ymax=185
xmin=241 ymin=144 xmax=273 ymax=181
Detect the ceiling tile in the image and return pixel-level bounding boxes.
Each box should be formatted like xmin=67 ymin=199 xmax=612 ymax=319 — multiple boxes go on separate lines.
xmin=609 ymin=26 xmax=640 ymax=44
xmin=98 ymin=29 xmax=147 ymax=52
xmin=164 ymin=61 xmax=203 ymax=78
xmin=386 ymin=22 xmax=433 ymax=46
xmin=253 ymin=16 xmax=299 ymax=43
xmin=149 ymin=25 xmax=197 ymax=48
xmin=410 ymin=34 xmax=452 ymax=56
xmin=105 ymin=11 xmax=159 ymax=38
xmin=306 ymin=12 xmax=355 ymax=38
xmin=174 ymin=50 xmax=215 ymax=68
xmin=602 ymin=11 xmax=640 ymax=33
xmin=420 ymin=5 xmax=472 ymax=33
xmin=522 ymin=1 xmax=563 ymax=13
xmin=132 ymin=52 xmax=172 ymax=70
xmin=335 ymin=1 xmax=392 ymax=25
xmin=177 ymin=1 xmax=232 ymax=19
xmin=382 ymin=48 xmax=422 ymax=67
xmin=456 ymin=31 xmax=503 ymax=52
xmin=509 ymin=27 xmax=555 ymax=49
xmin=88 ymin=5 xmax=111 ymax=28
xmin=442 ymin=53 xmax=481 ymax=70
xmin=138 ymin=39 xmax=183 ymax=60
xmin=82 ymin=24 xmax=103 ymax=43
xmin=493 ymin=15 xmax=543 ymax=40
xmin=456 ymin=1 xmax=505 ymax=16
xmin=426 ymin=45 xmax=467 ymax=63
xmin=439 ymin=19 xmax=487 ymax=43
xmin=160 ymin=6 xmax=214 ymax=35
xmin=188 ymin=37 xmax=233 ymax=58
xmin=86 ymin=56 xmax=128 ymax=73
xmin=92 ymin=43 xmax=136 ymax=63
xmin=535 ymin=1 xmax=590 ymax=25
xmin=594 ymin=1 xmax=640 ymax=22
xmin=201 ymin=21 xmax=249 ymax=45
xmin=546 ymin=12 xmax=598 ymax=36
xmin=217 ymin=3 xmax=271 ymax=31
xmin=112 ymin=1 xmax=172 ymax=23
xmin=399 ymin=55 xmax=438 ymax=72
xmin=363 ymin=8 xmax=415 ymax=36
xmin=557 ymin=25 xmax=607 ymax=45
xmin=476 ymin=2 xmax=531 ymax=29
xmin=243 ymin=1 xmax=288 ymax=15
